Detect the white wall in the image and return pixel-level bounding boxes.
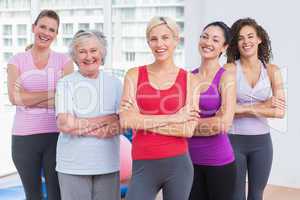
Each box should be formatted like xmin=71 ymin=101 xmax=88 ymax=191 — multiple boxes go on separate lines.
xmin=185 ymin=0 xmax=300 ymax=188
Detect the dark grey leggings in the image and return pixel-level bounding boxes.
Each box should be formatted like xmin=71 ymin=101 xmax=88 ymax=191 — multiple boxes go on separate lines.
xmin=12 ymin=133 xmax=61 ymax=200
xmin=125 ymin=153 xmax=194 ymax=200
xmin=229 ymin=133 xmax=273 ymax=200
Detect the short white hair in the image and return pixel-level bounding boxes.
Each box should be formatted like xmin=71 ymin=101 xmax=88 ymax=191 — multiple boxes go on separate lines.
xmin=69 ymin=30 xmax=107 ymax=65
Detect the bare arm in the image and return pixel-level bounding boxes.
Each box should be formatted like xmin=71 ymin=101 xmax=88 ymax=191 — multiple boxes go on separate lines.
xmin=57 ymin=113 xmax=119 ymax=136
xmin=193 ymin=70 xmax=236 ymax=136
xmin=7 ymin=64 xmax=55 ymax=107
xmin=147 ymin=72 xmax=199 ymax=137
xmin=235 ymin=64 xmax=285 ymax=118
xmin=27 ymin=60 xmax=74 ymax=108
xmin=86 ymin=116 xmax=124 ymax=138
xmin=119 ymin=68 xmax=198 ymax=137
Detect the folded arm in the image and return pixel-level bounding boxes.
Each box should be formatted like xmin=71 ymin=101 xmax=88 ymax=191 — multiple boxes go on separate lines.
xmin=57 ymin=113 xmax=120 ymax=137
xmin=235 ymin=64 xmax=285 ymax=118
xmin=193 ymin=70 xmax=236 ymax=136
xmin=119 ymin=68 xmax=198 ymax=138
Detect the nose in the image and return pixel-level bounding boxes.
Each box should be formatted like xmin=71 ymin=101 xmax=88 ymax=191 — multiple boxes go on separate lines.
xmin=86 ymin=52 xmax=93 ymax=60
xmin=243 ymin=37 xmax=250 ymax=44
xmin=206 ymin=38 xmax=213 ymax=46
xmin=156 ymin=38 xmax=164 ymax=47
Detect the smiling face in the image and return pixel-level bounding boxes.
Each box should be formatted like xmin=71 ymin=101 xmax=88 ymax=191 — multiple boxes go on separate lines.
xmin=147 ymin=24 xmax=178 ymax=62
xmin=32 ymin=16 xmax=58 ymax=49
xmin=198 ymin=25 xmax=227 ymax=60
xmin=237 ymin=25 xmax=262 ymax=59
xmin=75 ymin=36 xmax=103 ymax=78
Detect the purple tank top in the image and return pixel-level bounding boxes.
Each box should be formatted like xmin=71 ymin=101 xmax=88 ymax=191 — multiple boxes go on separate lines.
xmin=188 ymin=67 xmax=234 ymax=166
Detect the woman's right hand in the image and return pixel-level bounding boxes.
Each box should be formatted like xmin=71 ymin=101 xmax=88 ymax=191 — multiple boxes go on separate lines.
xmin=171 ymin=106 xmax=200 ymax=124
xmin=264 ymin=96 xmax=286 ymax=110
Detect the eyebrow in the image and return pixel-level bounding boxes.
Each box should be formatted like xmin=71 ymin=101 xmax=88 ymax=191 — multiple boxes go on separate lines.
xmin=239 ymin=33 xmax=255 ymax=37
xmin=202 ymin=33 xmax=221 ymax=38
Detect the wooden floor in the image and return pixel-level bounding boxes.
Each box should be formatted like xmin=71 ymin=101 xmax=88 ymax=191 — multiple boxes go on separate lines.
xmin=154 ymin=185 xmax=300 ymax=200
xmin=264 ymin=185 xmax=300 ymax=200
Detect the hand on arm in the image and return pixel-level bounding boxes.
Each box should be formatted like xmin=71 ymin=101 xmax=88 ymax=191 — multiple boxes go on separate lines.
xmin=235 ymin=64 xmax=285 ymax=118
xmin=85 ymin=114 xmax=124 ymax=138
xmin=119 ymin=70 xmax=199 ymax=137
xmin=119 ymin=68 xmax=176 ymax=130
xmin=57 ymin=113 xmax=122 ymax=137
xmin=7 ymin=64 xmax=55 ymax=108
xmin=193 ymin=70 xmax=236 ymax=136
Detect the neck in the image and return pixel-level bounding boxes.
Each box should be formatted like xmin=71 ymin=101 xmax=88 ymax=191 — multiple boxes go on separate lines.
xmin=31 ymin=45 xmax=51 ymax=58
xmin=80 ymin=70 xmax=99 ymax=79
xmin=200 ymin=57 xmax=220 ymax=75
xmin=240 ymin=55 xmax=260 ymax=69
xmin=151 ymin=58 xmax=176 ymax=72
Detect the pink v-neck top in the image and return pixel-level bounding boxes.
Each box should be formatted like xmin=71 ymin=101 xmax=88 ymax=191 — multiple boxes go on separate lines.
xmin=8 ymin=50 xmax=70 ymax=135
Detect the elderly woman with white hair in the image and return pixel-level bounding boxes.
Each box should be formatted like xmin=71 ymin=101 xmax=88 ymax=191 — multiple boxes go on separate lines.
xmin=55 ymin=30 xmax=123 ymax=200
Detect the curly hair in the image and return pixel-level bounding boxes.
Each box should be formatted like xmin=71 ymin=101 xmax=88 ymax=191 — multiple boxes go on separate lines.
xmin=226 ymin=18 xmax=272 ymax=64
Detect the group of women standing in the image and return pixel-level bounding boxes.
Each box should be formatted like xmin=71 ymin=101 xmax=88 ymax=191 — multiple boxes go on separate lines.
xmin=7 ymin=9 xmax=285 ymax=200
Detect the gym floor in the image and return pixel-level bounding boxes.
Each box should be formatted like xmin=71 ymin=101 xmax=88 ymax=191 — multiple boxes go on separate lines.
xmin=154 ymin=185 xmax=300 ymax=200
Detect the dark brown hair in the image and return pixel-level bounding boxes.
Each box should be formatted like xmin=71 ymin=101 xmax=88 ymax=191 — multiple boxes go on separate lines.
xmin=227 ymin=18 xmax=272 ymax=63
xmin=34 ymin=10 xmax=60 ymax=32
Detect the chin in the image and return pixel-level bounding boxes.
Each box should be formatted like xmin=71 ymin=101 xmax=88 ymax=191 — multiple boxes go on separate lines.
xmin=155 ymin=55 xmax=169 ymax=62
xmin=36 ymin=43 xmax=51 ymax=49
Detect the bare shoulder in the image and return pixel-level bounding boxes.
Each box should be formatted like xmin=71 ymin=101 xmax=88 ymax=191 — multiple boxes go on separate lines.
xmin=265 ymin=63 xmax=282 ymax=79
xmin=124 ymin=67 xmax=140 ymax=82
xmin=221 ymin=69 xmax=236 ymax=83
xmin=223 ymin=62 xmax=237 ymax=73
xmin=266 ymin=63 xmax=280 ymax=73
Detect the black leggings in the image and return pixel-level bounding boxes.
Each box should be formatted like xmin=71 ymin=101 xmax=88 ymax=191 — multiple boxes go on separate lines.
xmin=12 ymin=133 xmax=61 ymax=200
xmin=189 ymin=161 xmax=236 ymax=200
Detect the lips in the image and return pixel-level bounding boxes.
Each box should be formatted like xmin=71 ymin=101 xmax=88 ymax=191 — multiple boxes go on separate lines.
xmin=38 ymin=35 xmax=50 ymax=42
xmin=242 ymin=44 xmax=253 ymax=52
xmin=202 ymin=46 xmax=214 ymax=53
xmin=83 ymin=60 xmax=96 ymax=65
xmin=155 ymin=48 xmax=167 ymax=54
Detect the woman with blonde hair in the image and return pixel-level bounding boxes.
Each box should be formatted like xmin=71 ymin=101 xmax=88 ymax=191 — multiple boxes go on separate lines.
xmin=120 ymin=16 xmax=199 ymax=200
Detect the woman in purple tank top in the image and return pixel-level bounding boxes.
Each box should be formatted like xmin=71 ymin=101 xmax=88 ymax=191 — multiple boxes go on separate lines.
xmin=188 ymin=22 xmax=237 ymax=200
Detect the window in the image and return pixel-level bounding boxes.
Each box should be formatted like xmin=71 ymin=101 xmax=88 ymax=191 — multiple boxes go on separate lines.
xmin=78 ymin=23 xmax=90 ymax=31
xmin=176 ymin=7 xmax=184 ymax=18
xmin=3 ymin=39 xmax=13 ymax=47
xmin=125 ymin=52 xmax=135 ymax=62
xmin=3 ymin=52 xmax=13 ymax=62
xmin=18 ymin=38 xmax=27 ymax=47
xmin=95 ymin=23 xmax=103 ymax=31
xmin=17 ymin=24 xmax=27 ymax=36
xmin=3 ymin=25 xmax=12 ymax=36
xmin=62 ymin=23 xmax=73 ymax=35
xmin=63 ymin=38 xmax=73 ymax=46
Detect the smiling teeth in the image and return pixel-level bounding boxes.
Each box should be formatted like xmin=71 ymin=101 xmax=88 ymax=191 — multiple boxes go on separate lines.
xmin=156 ymin=49 xmax=166 ymax=53
xmin=39 ymin=36 xmax=49 ymax=41
xmin=84 ymin=60 xmax=95 ymax=64
xmin=243 ymin=46 xmax=252 ymax=50
xmin=203 ymin=47 xmax=213 ymax=52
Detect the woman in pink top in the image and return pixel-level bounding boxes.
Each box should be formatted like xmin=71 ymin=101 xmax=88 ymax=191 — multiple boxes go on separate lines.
xmin=7 ymin=10 xmax=73 ymax=200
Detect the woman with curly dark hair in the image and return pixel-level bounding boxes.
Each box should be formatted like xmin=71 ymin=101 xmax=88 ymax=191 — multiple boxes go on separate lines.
xmin=225 ymin=18 xmax=286 ymax=200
